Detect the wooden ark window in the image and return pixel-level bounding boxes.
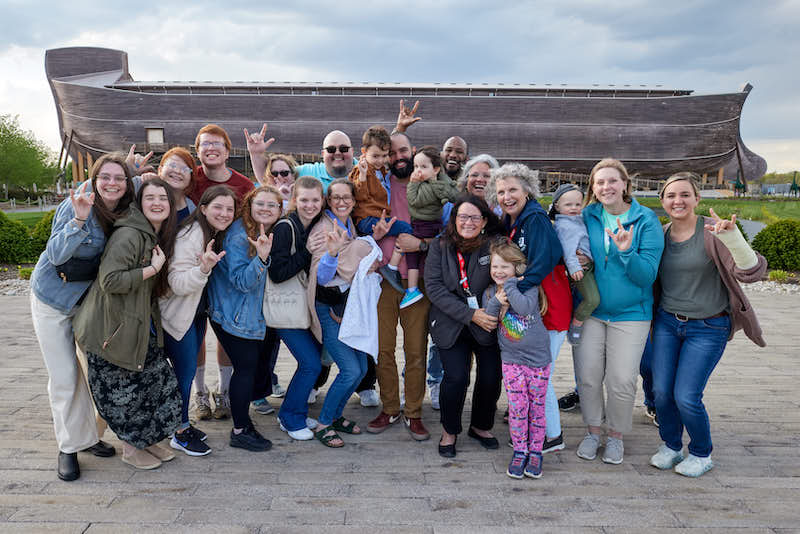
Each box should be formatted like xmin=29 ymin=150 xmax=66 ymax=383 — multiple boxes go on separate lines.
xmin=146 ymin=128 xmax=165 ymax=144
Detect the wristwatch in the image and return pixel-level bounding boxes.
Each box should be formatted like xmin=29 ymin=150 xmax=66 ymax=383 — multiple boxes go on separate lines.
xmin=418 ymin=239 xmax=428 ymax=253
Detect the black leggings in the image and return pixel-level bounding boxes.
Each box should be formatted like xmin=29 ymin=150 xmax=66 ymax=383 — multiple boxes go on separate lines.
xmin=210 ymin=322 xmax=277 ymax=429
xmin=438 ymin=327 xmax=502 ymax=435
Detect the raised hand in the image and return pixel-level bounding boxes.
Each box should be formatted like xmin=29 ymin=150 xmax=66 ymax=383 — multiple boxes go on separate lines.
xmin=70 ymin=180 xmax=94 ymax=222
xmin=395 ymin=99 xmax=421 ymax=132
xmin=141 ymin=171 xmax=159 ymax=182
xmin=243 ymin=124 xmax=275 ymax=155
xmin=371 ymin=209 xmax=396 ymax=241
xmin=150 ymin=245 xmax=166 ymax=272
xmin=325 ymin=225 xmax=347 ymax=257
xmin=705 ymin=207 xmax=737 ymax=234
xmin=125 ymin=144 xmax=154 ymax=174
xmin=605 ymin=217 xmax=634 ymax=252
xmin=247 ymin=224 xmax=274 ymax=262
xmin=198 ymin=239 xmax=226 ymax=274
xmin=357 ymin=154 xmax=368 ymax=181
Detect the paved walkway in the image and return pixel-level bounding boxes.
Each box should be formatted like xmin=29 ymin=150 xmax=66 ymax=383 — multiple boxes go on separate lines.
xmin=0 ymin=291 xmax=797 ymax=533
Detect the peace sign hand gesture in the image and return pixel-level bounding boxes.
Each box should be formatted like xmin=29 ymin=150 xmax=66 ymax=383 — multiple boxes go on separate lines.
xmin=198 ymin=239 xmax=226 ymax=274
xmin=371 ymin=209 xmax=396 ymax=241
xmin=243 ymin=123 xmax=276 ymax=155
xmin=704 ymin=207 xmax=737 ymax=235
xmin=70 ymin=180 xmax=94 ymax=222
xmin=247 ymin=224 xmax=274 ymax=262
xmin=606 ymin=217 xmax=635 ymax=252
xmin=326 ymin=225 xmax=347 ymax=257
xmin=395 ymin=99 xmax=421 ymax=132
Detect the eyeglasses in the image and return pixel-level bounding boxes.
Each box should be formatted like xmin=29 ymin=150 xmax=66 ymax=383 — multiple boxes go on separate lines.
xmin=163 ymin=161 xmax=191 ymax=173
xmin=272 ymin=170 xmax=292 ymax=178
xmin=97 ymin=174 xmax=127 ymax=183
xmin=456 ymin=214 xmax=484 ymax=223
xmin=253 ymin=201 xmax=281 ymax=210
xmin=199 ymin=141 xmax=226 ymax=149
xmin=329 ymin=195 xmax=353 ymax=204
xmin=324 ymin=145 xmax=351 ymax=154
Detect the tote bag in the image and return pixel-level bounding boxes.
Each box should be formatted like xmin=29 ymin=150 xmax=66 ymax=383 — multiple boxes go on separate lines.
xmin=263 ymin=219 xmax=311 ymax=329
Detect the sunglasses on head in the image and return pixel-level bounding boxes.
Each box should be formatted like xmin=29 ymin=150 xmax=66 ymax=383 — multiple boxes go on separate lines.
xmin=272 ymin=170 xmax=292 ymax=177
xmin=324 ymin=145 xmax=351 ymax=154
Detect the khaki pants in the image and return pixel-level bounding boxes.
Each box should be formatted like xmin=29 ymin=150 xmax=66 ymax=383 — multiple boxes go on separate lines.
xmin=30 ymin=294 xmax=99 ymax=453
xmin=573 ymin=317 xmax=650 ymax=434
xmin=376 ymin=279 xmax=430 ymax=419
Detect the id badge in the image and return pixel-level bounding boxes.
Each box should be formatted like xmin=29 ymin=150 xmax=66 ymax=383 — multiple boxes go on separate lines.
xmin=467 ymin=296 xmax=479 ymax=309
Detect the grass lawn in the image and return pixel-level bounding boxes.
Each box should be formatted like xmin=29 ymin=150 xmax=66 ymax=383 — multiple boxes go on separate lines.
xmin=3 ymin=211 xmax=50 ymax=228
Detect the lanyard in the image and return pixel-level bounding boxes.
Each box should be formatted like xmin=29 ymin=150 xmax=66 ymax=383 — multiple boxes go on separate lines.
xmin=456 ymin=251 xmax=473 ymax=296
xmin=508 ymin=227 xmax=517 ymax=242
xmin=325 ymin=210 xmax=352 ymax=238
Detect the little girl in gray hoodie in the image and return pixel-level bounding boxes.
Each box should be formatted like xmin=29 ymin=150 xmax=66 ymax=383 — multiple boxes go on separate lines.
xmin=549 ymin=184 xmax=600 ymax=345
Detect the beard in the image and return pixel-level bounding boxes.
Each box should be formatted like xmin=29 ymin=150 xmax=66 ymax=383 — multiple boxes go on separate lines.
xmin=444 ymin=163 xmax=462 ymax=179
xmin=390 ymin=157 xmax=414 ymax=179
xmin=327 ymin=161 xmax=351 ymax=178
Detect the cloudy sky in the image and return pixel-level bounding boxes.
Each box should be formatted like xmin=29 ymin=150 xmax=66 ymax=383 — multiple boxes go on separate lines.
xmin=2 ymin=0 xmax=799 ymax=172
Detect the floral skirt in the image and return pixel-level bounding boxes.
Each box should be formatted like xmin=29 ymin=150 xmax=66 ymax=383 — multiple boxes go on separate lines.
xmin=87 ymin=333 xmax=181 ymax=449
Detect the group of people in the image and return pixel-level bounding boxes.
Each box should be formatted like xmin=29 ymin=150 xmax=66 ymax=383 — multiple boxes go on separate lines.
xmin=30 ymin=100 xmax=766 ymax=483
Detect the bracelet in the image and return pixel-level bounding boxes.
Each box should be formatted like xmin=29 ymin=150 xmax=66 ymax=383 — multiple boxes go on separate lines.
xmin=74 ymin=217 xmax=87 ymax=222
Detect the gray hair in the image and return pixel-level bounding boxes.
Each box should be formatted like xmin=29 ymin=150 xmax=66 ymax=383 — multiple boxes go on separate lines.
xmin=457 ymin=153 xmax=500 ymax=191
xmin=486 ymin=163 xmax=541 ymax=205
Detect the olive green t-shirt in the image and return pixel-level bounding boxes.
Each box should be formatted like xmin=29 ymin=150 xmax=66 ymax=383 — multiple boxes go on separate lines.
xmin=659 ymin=217 xmax=729 ymax=318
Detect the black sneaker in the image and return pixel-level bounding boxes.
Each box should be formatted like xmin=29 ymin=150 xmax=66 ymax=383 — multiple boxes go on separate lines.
xmin=230 ymin=424 xmax=272 ymax=452
xmin=646 ymin=406 xmax=659 ymax=427
xmin=542 ymin=433 xmax=565 ymax=454
xmin=187 ymin=425 xmax=207 ymax=442
xmin=171 ymin=428 xmax=211 ymax=456
xmin=558 ymin=391 xmax=580 ymax=412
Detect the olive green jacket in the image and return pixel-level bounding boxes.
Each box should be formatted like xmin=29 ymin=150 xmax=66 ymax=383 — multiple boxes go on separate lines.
xmin=406 ymin=171 xmax=459 ymax=221
xmin=74 ymin=205 xmax=163 ymax=372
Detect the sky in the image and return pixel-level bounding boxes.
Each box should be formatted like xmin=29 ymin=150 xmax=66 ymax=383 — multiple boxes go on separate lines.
xmin=1 ymin=0 xmax=799 ymax=172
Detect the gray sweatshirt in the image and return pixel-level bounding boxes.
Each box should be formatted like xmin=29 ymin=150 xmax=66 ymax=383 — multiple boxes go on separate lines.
xmin=484 ymin=278 xmax=551 ymax=368
xmin=554 ymin=214 xmax=593 ymax=275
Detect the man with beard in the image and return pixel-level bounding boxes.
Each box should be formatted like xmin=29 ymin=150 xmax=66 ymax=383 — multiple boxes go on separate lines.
xmin=441 ymin=136 xmax=469 ymax=180
xmin=366 ymin=131 xmax=431 ymax=441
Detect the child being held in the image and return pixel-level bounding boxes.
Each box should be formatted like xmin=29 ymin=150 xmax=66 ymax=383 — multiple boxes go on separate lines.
xmin=549 ymin=183 xmax=600 ymax=345
xmin=484 ymin=241 xmax=552 ymax=480
xmin=405 ymin=145 xmax=459 ymax=308
xmin=349 ymin=125 xmax=416 ymax=301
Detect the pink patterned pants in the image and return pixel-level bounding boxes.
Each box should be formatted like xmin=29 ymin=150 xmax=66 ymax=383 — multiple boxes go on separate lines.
xmin=502 ymin=362 xmax=551 ymax=453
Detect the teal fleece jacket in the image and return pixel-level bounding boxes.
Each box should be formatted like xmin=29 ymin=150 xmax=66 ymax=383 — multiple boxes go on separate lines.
xmin=582 ymin=198 xmax=664 ymax=322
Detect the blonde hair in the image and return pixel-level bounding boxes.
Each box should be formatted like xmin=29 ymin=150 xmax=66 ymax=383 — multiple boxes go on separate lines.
xmin=490 ymin=240 xmax=527 ymax=275
xmin=585 ymin=158 xmax=633 ymax=206
xmin=659 ymin=171 xmax=700 ymax=199
xmin=265 ymin=153 xmax=299 ymax=184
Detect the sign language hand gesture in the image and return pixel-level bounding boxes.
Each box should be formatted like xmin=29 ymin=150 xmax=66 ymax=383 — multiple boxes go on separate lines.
xmin=125 ymin=144 xmax=154 ymax=174
xmin=606 ymin=217 xmax=634 ymax=252
xmin=243 ymin=123 xmax=275 ymax=156
xmin=198 ymin=239 xmax=226 ymax=274
xmin=704 ymin=207 xmax=737 ymax=234
xmin=357 ymin=154 xmax=368 ymax=182
xmin=396 ymin=99 xmax=421 ymax=132
xmin=70 ymin=180 xmax=94 ymax=222
xmin=248 ymin=224 xmax=273 ymax=262
xmin=326 ymin=225 xmax=347 ymax=257
xmin=371 ymin=209 xmax=396 ymax=241
xmin=151 ymin=245 xmax=166 ymax=272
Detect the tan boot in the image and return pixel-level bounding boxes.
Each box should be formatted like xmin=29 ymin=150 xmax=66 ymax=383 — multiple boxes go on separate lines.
xmin=194 ymin=388 xmax=212 ymax=421
xmin=212 ymin=390 xmax=231 ymax=420
xmin=145 ymin=443 xmax=175 ymax=462
xmin=121 ymin=444 xmax=162 ymax=470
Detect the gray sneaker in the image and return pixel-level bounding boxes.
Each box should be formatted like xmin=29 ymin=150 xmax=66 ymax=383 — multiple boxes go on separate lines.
xmin=650 ymin=444 xmax=684 ymax=470
xmin=602 ymin=437 xmax=624 ymax=465
xmin=576 ymin=433 xmax=601 ymax=461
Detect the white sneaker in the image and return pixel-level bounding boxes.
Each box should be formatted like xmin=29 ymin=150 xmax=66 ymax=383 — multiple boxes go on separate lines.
xmin=307 ymin=388 xmax=318 ymax=405
xmin=429 ymin=383 xmax=441 ymax=411
xmin=270 ymin=383 xmax=287 ymax=398
xmin=279 ymin=421 xmax=314 ymax=441
xmin=675 ymin=454 xmax=713 ymax=477
xmin=305 ymin=417 xmax=319 ymax=430
xmin=358 ymin=389 xmax=380 ymax=407
xmin=650 ymin=444 xmax=684 ymax=470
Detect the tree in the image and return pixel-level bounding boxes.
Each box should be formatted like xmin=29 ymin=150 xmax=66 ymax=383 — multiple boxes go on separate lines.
xmin=0 ymin=114 xmax=57 ymax=195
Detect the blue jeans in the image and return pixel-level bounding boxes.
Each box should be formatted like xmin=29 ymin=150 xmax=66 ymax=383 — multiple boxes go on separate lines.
xmin=544 ymin=330 xmax=566 ymax=439
xmin=427 ymin=343 xmax=444 ymax=386
xmin=639 ymin=330 xmax=655 ymax=408
xmin=163 ymin=315 xmax=207 ymax=427
xmin=652 ymin=307 xmax=730 ymax=458
xmin=315 ymin=302 xmax=368 ymax=425
xmin=276 ymin=329 xmax=322 ymax=431
xmin=356 ymin=216 xmax=413 ymax=237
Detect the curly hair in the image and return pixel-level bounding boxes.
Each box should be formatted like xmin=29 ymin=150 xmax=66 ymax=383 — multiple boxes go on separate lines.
xmin=457 ymin=153 xmax=500 ymax=192
xmin=585 ymin=158 xmax=633 ymax=206
xmin=485 ymin=163 xmax=541 ymax=206
xmin=239 ymin=185 xmax=282 ymax=257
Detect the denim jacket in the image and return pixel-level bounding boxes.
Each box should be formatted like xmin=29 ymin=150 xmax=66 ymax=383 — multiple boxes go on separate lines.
xmin=207 ymin=219 xmax=271 ymax=340
xmin=30 ymin=197 xmax=107 ymax=313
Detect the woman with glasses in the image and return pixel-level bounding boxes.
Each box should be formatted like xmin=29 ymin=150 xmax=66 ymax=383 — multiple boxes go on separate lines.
xmin=30 ymin=153 xmax=135 ymax=481
xmin=424 ymin=195 xmax=504 ymax=458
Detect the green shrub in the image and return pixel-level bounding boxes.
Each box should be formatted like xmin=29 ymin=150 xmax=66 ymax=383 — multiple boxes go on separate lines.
xmin=30 ymin=210 xmax=55 ymax=253
xmin=735 ymin=219 xmax=749 ymax=242
xmin=768 ymin=270 xmax=789 ymax=283
xmin=17 ymin=267 xmax=33 ymax=280
xmin=0 ymin=211 xmax=35 ymax=263
xmin=752 ymin=220 xmax=800 ymax=271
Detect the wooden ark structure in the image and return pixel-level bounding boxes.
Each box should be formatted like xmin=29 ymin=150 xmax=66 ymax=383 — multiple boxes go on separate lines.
xmin=46 ymin=46 xmax=766 ymax=186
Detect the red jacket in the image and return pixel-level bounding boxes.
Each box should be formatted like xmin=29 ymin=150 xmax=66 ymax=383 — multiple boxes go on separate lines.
xmin=542 ymin=264 xmax=572 ymax=332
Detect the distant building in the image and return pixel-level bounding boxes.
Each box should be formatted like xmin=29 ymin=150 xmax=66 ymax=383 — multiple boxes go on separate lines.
xmin=46 ymin=46 xmax=765 ymax=184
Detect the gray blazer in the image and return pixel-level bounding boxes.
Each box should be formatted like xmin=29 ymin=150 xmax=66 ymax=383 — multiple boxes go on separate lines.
xmin=423 ymin=237 xmax=495 ymax=349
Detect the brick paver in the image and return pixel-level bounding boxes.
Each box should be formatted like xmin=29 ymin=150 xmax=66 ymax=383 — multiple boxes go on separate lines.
xmin=0 ymin=290 xmax=797 ymax=532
